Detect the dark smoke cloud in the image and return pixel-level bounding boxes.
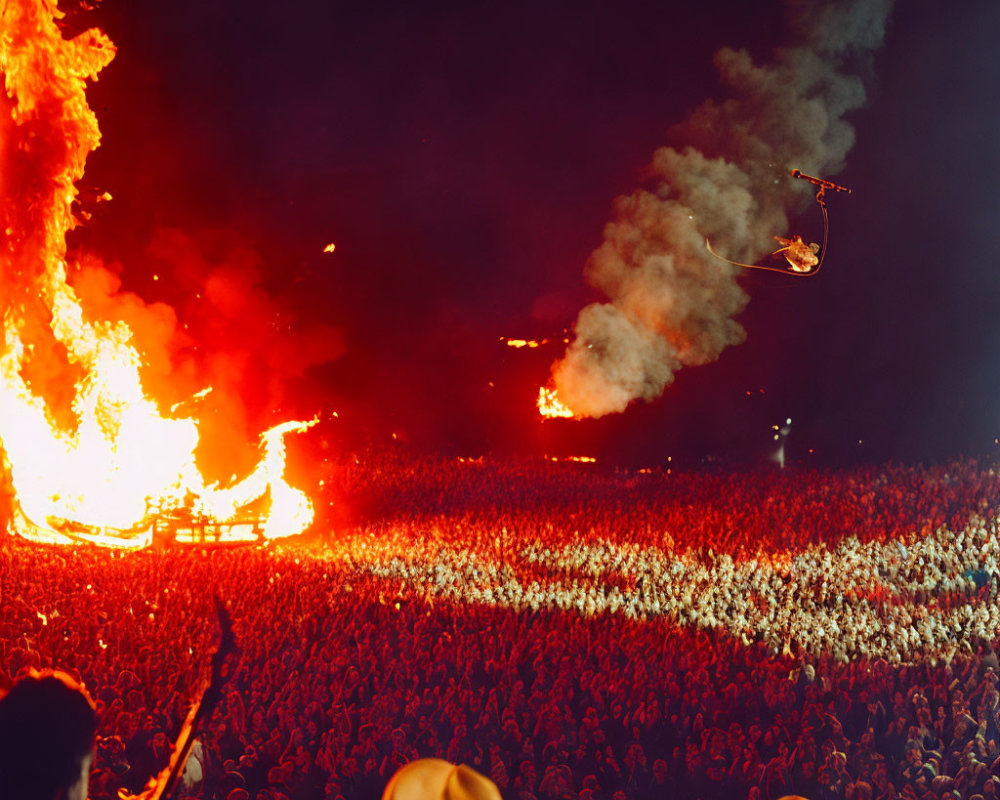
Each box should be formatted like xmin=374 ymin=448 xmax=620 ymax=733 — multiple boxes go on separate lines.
xmin=548 ymin=0 xmax=894 ymax=418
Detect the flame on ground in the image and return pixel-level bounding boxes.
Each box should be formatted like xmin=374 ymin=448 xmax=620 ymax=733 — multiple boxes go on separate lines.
xmin=502 ymin=337 xmax=543 ymax=349
xmin=537 ymin=387 xmax=575 ymax=419
xmin=501 ymin=336 xmax=571 ymax=349
xmin=0 ymin=1 xmax=316 ymax=546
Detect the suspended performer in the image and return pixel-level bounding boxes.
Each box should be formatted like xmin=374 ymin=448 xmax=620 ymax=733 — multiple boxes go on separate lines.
xmin=771 ymin=235 xmax=820 ymax=272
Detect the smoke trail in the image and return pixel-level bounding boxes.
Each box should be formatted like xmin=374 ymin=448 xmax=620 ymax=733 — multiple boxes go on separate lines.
xmin=547 ymin=0 xmax=894 ymax=418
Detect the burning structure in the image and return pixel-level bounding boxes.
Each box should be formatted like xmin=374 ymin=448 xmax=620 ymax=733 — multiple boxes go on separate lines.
xmin=0 ymin=1 xmax=316 ymax=547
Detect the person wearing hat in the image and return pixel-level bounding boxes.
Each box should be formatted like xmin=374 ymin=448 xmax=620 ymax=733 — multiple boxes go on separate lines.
xmin=383 ymin=759 xmax=502 ymax=800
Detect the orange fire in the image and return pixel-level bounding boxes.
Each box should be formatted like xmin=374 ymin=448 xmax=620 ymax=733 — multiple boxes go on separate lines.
xmin=537 ymin=387 xmax=575 ymax=419
xmin=501 ymin=336 xmax=571 ymax=349
xmin=0 ymin=1 xmax=316 ymax=546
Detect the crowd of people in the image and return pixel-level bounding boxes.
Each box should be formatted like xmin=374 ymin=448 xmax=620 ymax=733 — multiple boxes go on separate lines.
xmin=4 ymin=454 xmax=1000 ymax=800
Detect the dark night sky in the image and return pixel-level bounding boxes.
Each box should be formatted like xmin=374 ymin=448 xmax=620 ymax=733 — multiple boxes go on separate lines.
xmin=68 ymin=0 xmax=1000 ymax=467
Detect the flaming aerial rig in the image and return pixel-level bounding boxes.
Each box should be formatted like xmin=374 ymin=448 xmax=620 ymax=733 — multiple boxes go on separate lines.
xmin=706 ymin=168 xmax=852 ymax=276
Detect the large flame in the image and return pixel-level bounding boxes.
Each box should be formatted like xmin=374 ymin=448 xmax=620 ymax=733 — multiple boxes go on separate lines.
xmin=0 ymin=0 xmax=315 ymax=546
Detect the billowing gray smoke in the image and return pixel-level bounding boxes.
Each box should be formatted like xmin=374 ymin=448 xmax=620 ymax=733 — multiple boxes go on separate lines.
xmin=548 ymin=0 xmax=894 ymax=418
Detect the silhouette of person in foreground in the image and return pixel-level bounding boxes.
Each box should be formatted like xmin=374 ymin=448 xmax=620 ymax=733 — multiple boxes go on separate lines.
xmin=0 ymin=670 xmax=96 ymax=800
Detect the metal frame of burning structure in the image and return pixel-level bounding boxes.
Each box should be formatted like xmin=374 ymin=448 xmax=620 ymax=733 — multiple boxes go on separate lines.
xmin=9 ymin=496 xmax=267 ymax=549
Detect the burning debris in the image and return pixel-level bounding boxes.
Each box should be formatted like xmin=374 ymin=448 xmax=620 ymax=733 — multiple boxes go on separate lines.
xmin=771 ymin=235 xmax=821 ymax=272
xmin=0 ymin=1 xmax=317 ymax=546
xmin=537 ymin=387 xmax=574 ymax=419
xmin=540 ymin=0 xmax=894 ymax=419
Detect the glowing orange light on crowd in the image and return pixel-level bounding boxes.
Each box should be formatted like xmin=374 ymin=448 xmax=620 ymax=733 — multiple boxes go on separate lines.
xmin=0 ymin=0 xmax=315 ymax=546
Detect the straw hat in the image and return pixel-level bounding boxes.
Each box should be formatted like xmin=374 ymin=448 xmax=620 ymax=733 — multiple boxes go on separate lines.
xmin=382 ymin=759 xmax=502 ymax=800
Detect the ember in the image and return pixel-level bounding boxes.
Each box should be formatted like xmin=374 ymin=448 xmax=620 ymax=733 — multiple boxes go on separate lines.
xmin=0 ymin=1 xmax=315 ymax=546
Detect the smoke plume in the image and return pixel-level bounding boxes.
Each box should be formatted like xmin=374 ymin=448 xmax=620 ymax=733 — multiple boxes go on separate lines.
xmin=548 ymin=0 xmax=894 ymax=418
